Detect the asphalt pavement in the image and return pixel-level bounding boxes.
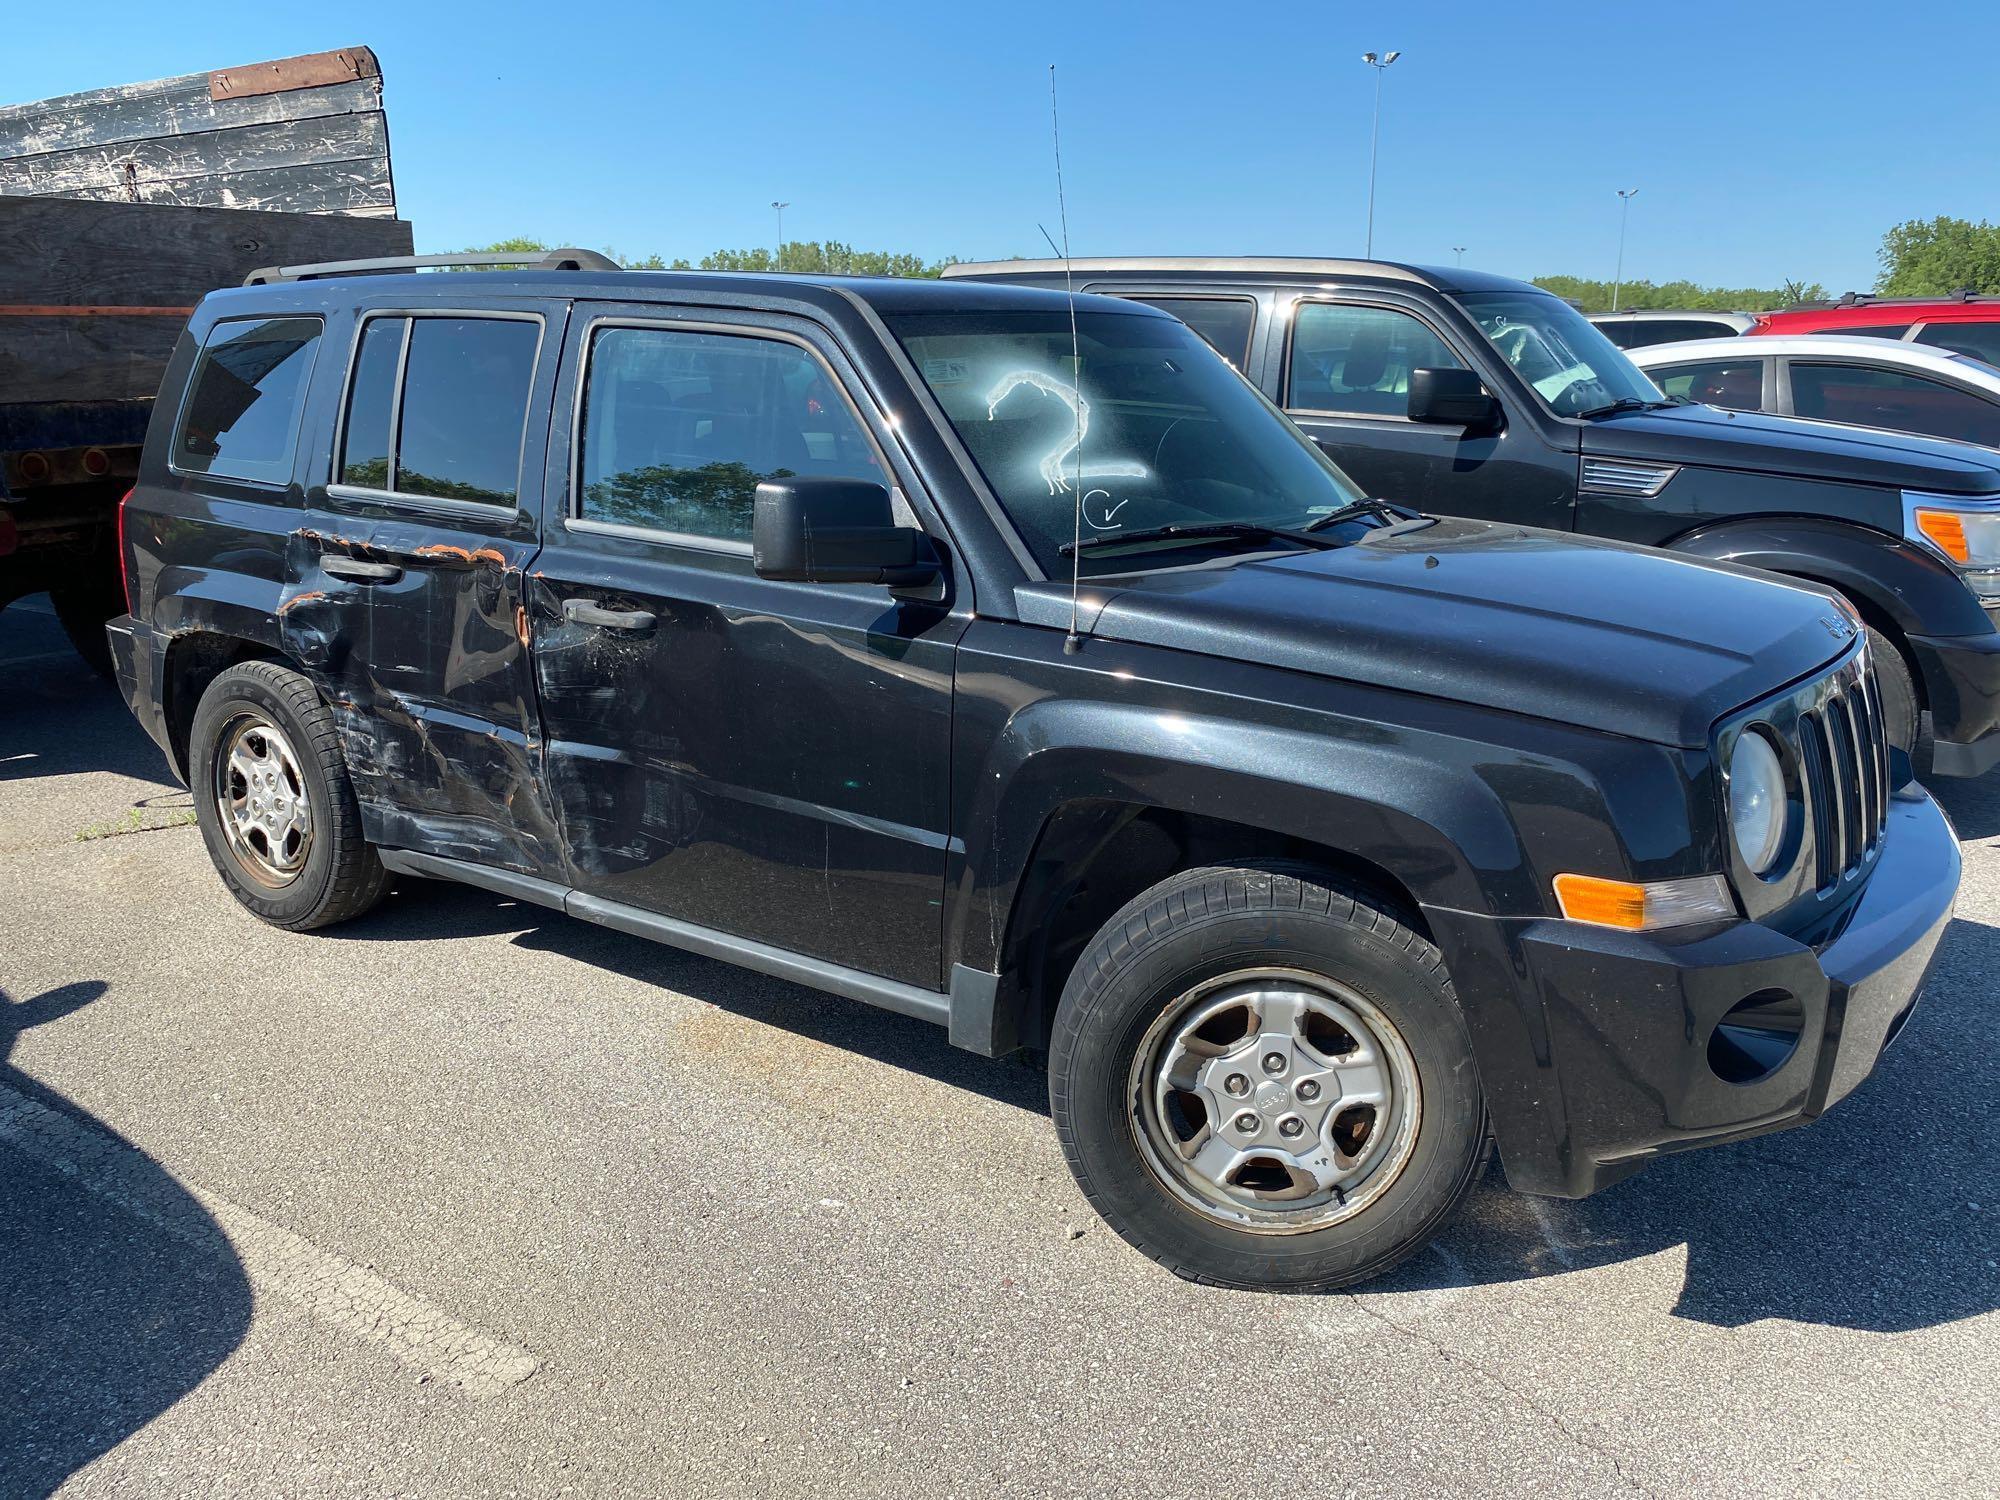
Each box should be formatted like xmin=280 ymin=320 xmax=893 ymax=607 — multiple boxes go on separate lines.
xmin=1 ymin=596 xmax=1994 ymax=1499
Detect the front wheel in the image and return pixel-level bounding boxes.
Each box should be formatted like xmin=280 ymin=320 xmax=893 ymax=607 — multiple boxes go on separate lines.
xmin=1049 ymin=864 xmax=1487 ymax=1291
xmin=1865 ymin=625 xmax=1930 ymax=779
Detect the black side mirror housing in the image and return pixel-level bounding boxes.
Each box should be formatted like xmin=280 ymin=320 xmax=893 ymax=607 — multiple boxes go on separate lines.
xmin=1408 ymin=367 xmax=1501 ymax=431
xmin=752 ymin=477 xmax=941 ymax=589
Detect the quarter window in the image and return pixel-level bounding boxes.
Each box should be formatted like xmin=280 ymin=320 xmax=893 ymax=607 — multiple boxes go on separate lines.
xmin=577 ymin=326 xmax=881 ymax=544
xmin=1651 ymin=358 xmax=1766 ymax=411
xmin=1287 ymin=303 xmax=1465 ymax=416
xmin=1600 ymin=319 xmax=1739 ymax=349
xmin=1127 ymin=297 xmax=1256 ymax=368
xmin=337 ymin=314 xmax=540 ymax=505
xmin=175 ymin=316 xmax=323 ymax=483
xmin=1790 ymin=362 xmax=2000 ymax=447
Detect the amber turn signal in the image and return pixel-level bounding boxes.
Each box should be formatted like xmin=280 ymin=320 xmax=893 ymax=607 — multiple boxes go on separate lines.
xmin=1553 ymin=872 xmax=1735 ymax=931
xmin=1913 ymin=508 xmax=1970 ymax=563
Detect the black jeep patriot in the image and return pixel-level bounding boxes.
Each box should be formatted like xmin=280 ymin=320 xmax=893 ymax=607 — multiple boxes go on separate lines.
xmin=107 ymin=252 xmax=1960 ymax=1290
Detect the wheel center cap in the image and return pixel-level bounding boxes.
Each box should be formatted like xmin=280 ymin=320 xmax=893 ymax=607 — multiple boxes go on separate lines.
xmin=1254 ymin=1079 xmax=1290 ymax=1115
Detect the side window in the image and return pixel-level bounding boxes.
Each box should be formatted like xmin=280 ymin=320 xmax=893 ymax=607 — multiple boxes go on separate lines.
xmin=1790 ymin=362 xmax=2000 ymax=446
xmin=1809 ymin=324 xmax=1908 ymax=339
xmin=577 ymin=326 xmax=881 ymax=544
xmin=1127 ymin=297 xmax=1256 ymax=368
xmin=337 ymin=314 xmax=540 ymax=505
xmin=1287 ymin=302 xmax=1465 ymax=416
xmin=175 ymin=316 xmax=323 ymax=483
xmin=1911 ymin=322 xmax=2000 ymax=365
xmin=1652 ymin=358 xmax=1765 ymax=411
xmin=1608 ymin=319 xmax=1740 ymax=349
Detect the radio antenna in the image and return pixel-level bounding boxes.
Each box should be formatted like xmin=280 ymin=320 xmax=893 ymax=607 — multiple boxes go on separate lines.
xmin=1047 ymin=62 xmax=1087 ymax=655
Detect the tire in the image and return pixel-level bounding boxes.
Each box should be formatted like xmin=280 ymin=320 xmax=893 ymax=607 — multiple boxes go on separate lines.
xmin=1049 ymin=863 xmax=1486 ymax=1292
xmin=189 ymin=661 xmax=388 ymax=930
xmin=1865 ymin=624 xmax=1930 ymax=779
xmin=50 ymin=585 xmax=118 ymax=679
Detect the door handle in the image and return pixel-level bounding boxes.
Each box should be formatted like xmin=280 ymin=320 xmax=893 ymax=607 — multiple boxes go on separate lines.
xmin=322 ymin=555 xmax=404 ymax=584
xmin=563 ymin=598 xmax=656 ymax=631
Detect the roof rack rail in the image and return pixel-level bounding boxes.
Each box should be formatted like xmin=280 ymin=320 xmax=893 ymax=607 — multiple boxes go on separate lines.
xmin=243 ymin=247 xmax=620 ymax=286
xmin=1789 ymin=287 xmax=2000 ymax=311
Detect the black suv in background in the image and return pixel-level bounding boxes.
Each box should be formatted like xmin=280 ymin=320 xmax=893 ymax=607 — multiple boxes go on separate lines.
xmin=108 ymin=254 xmax=1959 ymax=1291
xmin=944 ymin=258 xmax=2000 ymax=779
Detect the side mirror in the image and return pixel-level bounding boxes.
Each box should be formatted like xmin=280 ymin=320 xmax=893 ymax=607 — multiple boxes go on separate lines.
xmin=752 ymin=477 xmax=941 ymax=589
xmin=1408 ymin=367 xmax=1501 ymax=431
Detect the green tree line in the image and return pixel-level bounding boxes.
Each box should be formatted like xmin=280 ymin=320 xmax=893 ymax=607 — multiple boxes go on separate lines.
xmin=450 ymin=216 xmax=2000 ymax=308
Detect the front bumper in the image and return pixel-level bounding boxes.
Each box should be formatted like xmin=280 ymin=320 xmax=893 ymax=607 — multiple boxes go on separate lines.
xmin=1428 ymin=786 xmax=1960 ymax=1198
xmin=106 ymin=613 xmax=177 ymax=773
xmin=1909 ymin=626 xmax=2000 ymax=777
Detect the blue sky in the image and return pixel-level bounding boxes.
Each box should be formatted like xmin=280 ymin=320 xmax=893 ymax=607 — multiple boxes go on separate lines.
xmin=14 ymin=1 xmax=1999 ymax=293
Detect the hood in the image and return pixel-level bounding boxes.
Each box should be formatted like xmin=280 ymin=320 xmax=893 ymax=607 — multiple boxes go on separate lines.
xmin=1023 ymin=518 xmax=1856 ymax=748
xmin=1583 ymin=402 xmax=2000 ymax=495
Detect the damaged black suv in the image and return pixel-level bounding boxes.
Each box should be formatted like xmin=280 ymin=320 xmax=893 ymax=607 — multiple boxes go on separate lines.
xmin=108 ymin=252 xmax=1960 ymax=1290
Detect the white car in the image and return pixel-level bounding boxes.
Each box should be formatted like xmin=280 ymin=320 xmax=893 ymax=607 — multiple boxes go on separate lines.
xmin=1632 ymin=334 xmax=2000 ymax=449
xmin=1588 ymin=308 xmax=1757 ymax=349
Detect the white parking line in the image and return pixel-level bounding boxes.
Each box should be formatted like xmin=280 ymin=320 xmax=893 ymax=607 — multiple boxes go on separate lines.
xmin=0 ymin=1083 xmax=539 ymax=1396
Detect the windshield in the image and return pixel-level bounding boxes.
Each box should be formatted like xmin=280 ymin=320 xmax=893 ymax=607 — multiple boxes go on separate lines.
xmin=887 ymin=309 xmax=1370 ymax=577
xmin=1455 ymin=291 xmax=1665 ymax=417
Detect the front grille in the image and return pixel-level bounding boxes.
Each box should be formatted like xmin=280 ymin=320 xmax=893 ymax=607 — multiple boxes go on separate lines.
xmin=1791 ymin=653 xmax=1889 ymax=892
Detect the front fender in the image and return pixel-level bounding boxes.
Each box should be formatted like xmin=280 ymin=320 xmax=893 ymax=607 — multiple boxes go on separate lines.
xmin=1668 ymin=514 xmax=1991 ymax=639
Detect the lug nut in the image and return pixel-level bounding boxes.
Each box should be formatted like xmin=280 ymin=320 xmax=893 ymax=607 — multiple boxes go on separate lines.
xmin=1296 ymin=1079 xmax=1321 ymax=1101
xmin=1234 ymin=1112 xmax=1261 ymax=1134
xmin=1261 ymin=1052 xmax=1288 ymax=1076
xmin=1278 ymin=1116 xmax=1305 ymax=1138
xmin=1223 ymin=1073 xmax=1250 ymax=1097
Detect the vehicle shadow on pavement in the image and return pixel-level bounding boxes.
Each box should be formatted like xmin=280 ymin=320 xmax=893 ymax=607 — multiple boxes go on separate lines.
xmin=341 ymin=877 xmax=1054 ymax=1116
xmin=0 ymin=982 xmax=252 ymax=1499
xmin=1377 ymin=911 xmax=2000 ymax=1332
xmin=0 ymin=604 xmax=177 ymax=787
xmin=1931 ymin=772 xmax=2000 ymax=842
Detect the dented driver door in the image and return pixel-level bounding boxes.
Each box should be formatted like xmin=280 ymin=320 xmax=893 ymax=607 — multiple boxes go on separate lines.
xmin=525 ymin=303 xmax=965 ymax=988
xmin=279 ymin=298 xmax=569 ymax=876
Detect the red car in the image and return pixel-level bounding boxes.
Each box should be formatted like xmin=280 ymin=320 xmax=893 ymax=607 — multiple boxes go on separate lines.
xmin=1753 ymin=292 xmax=2000 ymax=363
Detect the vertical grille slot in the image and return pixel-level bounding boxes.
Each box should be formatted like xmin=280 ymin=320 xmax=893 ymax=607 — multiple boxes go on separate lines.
xmin=1826 ymin=699 xmax=1863 ymax=876
xmin=1798 ymin=710 xmax=1839 ymax=892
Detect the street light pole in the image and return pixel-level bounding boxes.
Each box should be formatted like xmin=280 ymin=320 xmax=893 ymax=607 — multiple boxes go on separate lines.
xmin=1361 ymin=50 xmax=1401 ymax=259
xmin=772 ymin=201 xmax=789 ymax=270
xmin=1612 ymin=188 xmax=1639 ymax=311
xmin=1453 ymin=245 xmax=1466 ymax=267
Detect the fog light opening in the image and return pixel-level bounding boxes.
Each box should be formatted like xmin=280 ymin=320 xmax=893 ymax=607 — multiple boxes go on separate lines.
xmin=1707 ymin=990 xmax=1805 ymax=1085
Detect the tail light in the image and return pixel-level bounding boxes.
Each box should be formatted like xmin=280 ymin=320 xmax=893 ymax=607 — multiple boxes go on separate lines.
xmin=117 ymin=486 xmax=136 ymax=614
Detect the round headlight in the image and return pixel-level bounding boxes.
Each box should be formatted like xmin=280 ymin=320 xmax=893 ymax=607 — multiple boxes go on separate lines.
xmin=1729 ymin=729 xmax=1788 ymax=876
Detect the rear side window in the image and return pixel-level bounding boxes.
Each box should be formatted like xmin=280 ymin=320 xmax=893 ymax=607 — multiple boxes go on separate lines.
xmin=1809 ymin=324 xmax=1908 ymax=340
xmin=1652 ymin=358 xmax=1766 ymax=410
xmin=338 ymin=314 xmax=540 ymax=505
xmin=1287 ymin=302 xmax=1465 ymax=416
xmin=1790 ymin=362 xmax=2000 ymax=446
xmin=576 ymin=325 xmax=881 ymax=544
xmin=1126 ymin=297 xmax=1256 ymax=368
xmin=175 ymin=316 xmax=323 ymax=483
xmin=1912 ymin=322 xmax=2000 ymax=364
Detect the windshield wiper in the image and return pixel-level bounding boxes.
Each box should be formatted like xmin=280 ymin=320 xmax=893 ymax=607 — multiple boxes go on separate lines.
xmin=1301 ymin=497 xmax=1426 ymax=533
xmin=1576 ymin=396 xmax=1676 ymax=419
xmin=1060 ymin=521 xmax=1339 ymax=557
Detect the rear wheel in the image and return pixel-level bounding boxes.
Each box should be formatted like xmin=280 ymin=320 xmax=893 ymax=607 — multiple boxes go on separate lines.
xmin=189 ymin=661 xmax=387 ymax=930
xmin=1049 ymin=864 xmax=1487 ymax=1291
